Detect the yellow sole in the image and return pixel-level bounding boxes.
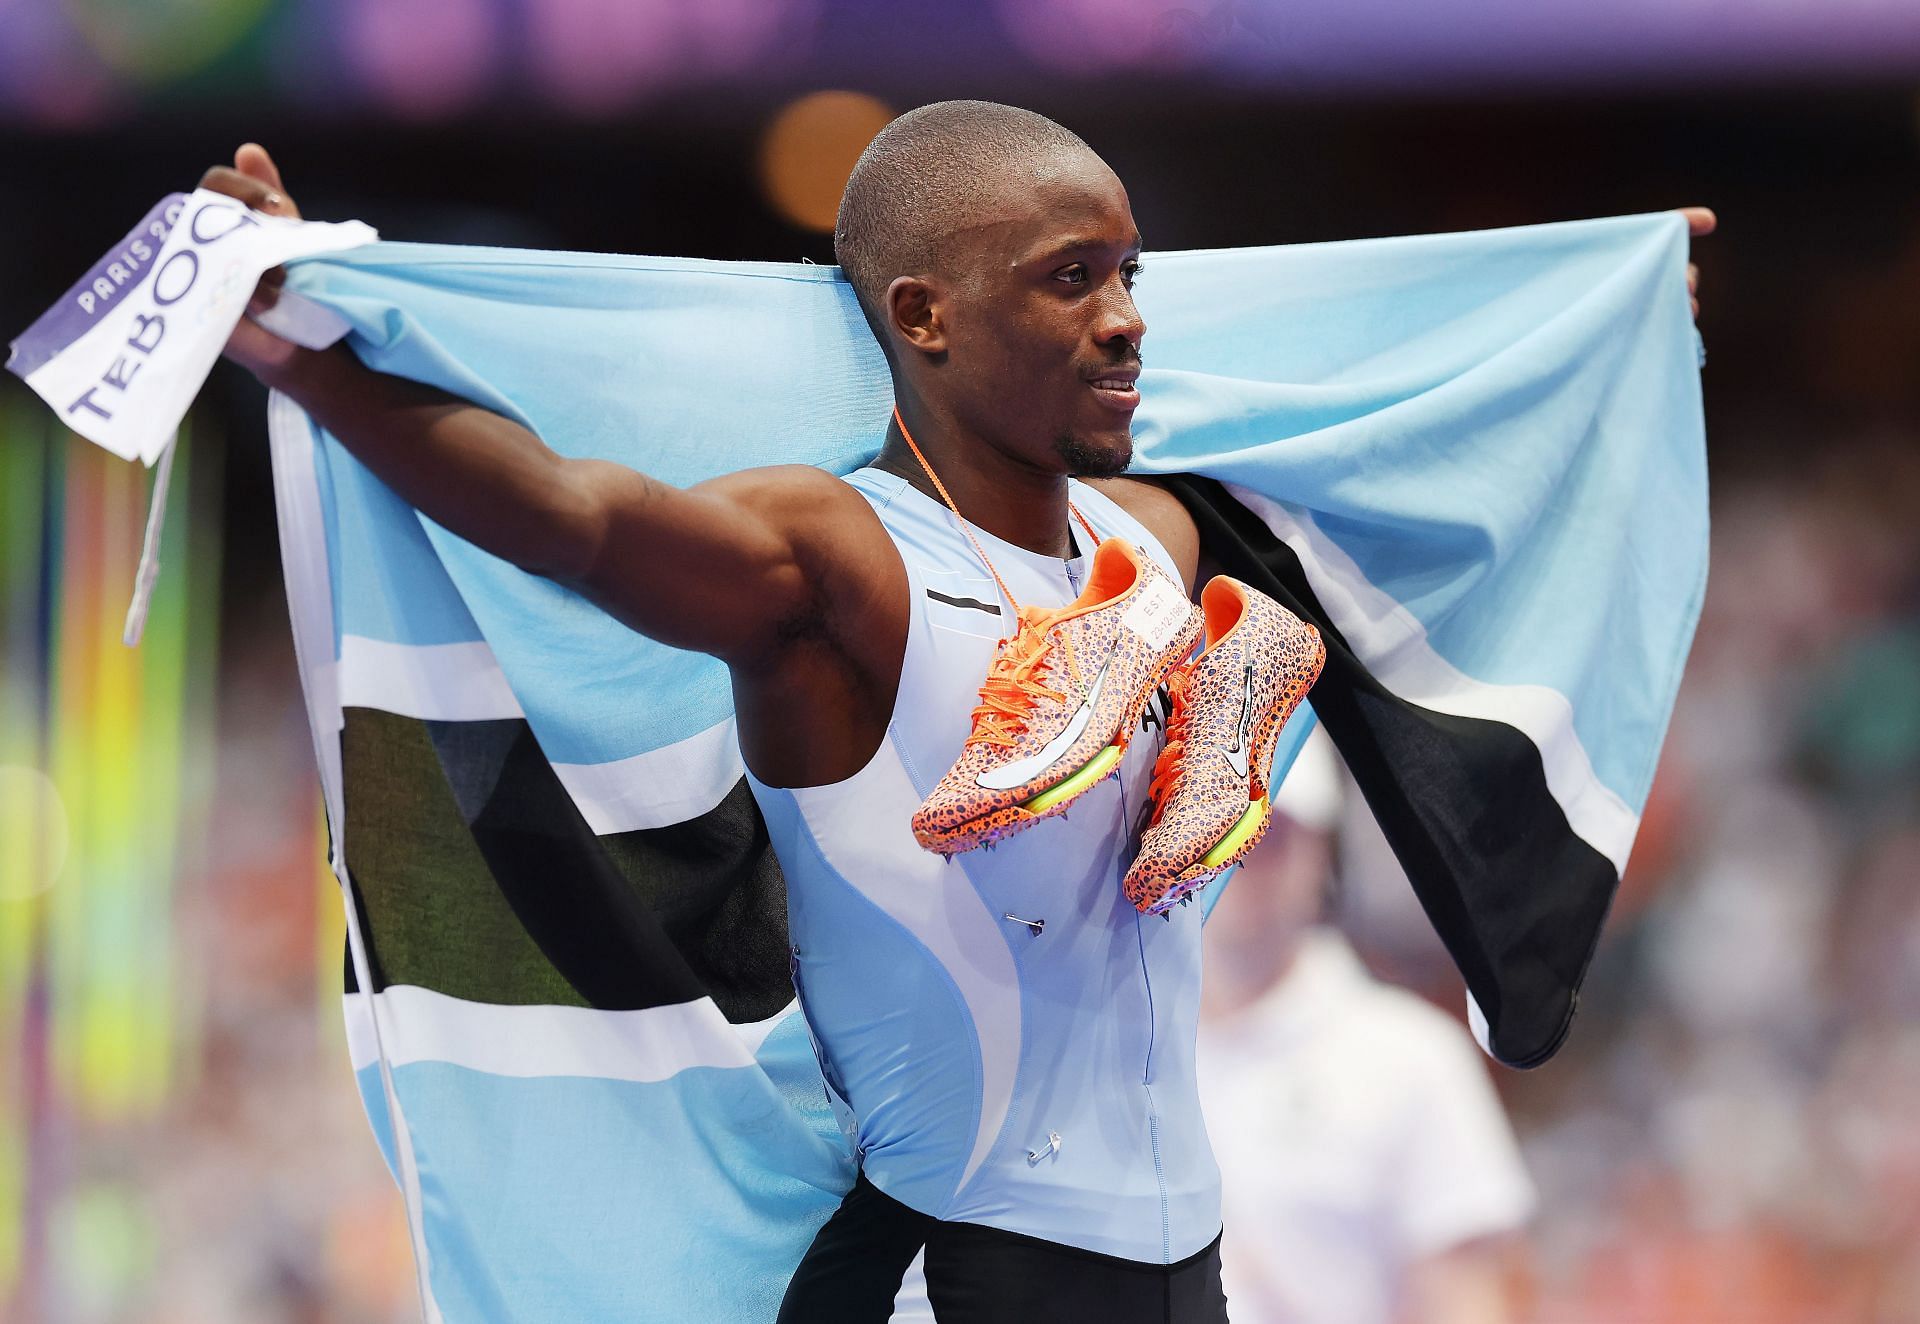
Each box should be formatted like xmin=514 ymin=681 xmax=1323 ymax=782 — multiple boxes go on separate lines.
xmin=1200 ymin=796 xmax=1270 ymax=870
xmin=1024 ymin=743 xmax=1124 ymax=813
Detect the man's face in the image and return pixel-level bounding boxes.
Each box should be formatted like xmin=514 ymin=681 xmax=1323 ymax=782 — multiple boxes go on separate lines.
xmin=933 ymin=148 xmax=1145 ymax=478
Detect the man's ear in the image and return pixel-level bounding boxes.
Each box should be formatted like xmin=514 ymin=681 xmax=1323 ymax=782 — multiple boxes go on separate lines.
xmin=884 ymin=275 xmax=948 ymax=358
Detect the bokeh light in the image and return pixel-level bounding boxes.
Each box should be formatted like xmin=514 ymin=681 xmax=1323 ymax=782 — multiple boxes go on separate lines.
xmin=64 ymin=0 xmax=272 ymax=82
xmin=0 ymin=767 xmax=70 ymax=902
xmin=339 ymin=0 xmax=501 ymax=119
xmin=523 ymin=0 xmax=808 ymax=116
xmin=523 ymin=0 xmax=685 ymax=115
xmin=757 ymin=90 xmax=893 ymax=234
xmin=49 ymin=1183 xmax=155 ymax=1321
xmin=994 ymin=0 xmax=1185 ymax=75
xmin=0 ymin=0 xmax=117 ymax=126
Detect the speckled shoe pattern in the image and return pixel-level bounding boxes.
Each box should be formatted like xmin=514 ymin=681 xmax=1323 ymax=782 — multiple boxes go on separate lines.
xmin=911 ymin=537 xmax=1204 ymax=857
xmin=1123 ymin=576 xmax=1325 ymax=914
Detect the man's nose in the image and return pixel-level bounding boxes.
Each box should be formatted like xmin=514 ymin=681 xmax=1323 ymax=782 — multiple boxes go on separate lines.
xmin=1094 ymin=280 xmax=1146 ymax=349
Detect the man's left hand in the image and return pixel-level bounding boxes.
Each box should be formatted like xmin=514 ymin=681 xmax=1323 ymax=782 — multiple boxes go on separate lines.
xmin=1679 ymin=206 xmax=1715 ymax=321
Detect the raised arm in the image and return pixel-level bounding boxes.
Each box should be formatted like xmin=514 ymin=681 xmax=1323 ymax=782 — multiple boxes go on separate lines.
xmin=209 ymin=147 xmax=883 ymax=668
xmin=252 ymin=343 xmax=869 ymax=660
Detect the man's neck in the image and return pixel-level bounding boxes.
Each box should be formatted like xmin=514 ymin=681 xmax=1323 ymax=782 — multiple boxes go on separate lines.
xmin=873 ymin=401 xmax=1076 ymax=560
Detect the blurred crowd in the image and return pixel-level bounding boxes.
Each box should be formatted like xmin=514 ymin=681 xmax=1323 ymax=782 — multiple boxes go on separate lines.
xmin=1319 ymin=427 xmax=1920 ymax=1323
xmin=1509 ymin=429 xmax=1920 ymax=1323
xmin=29 ymin=616 xmax=419 ymax=1324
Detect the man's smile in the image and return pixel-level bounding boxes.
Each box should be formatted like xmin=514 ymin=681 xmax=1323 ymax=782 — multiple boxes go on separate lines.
xmin=1085 ymin=364 xmax=1141 ymax=410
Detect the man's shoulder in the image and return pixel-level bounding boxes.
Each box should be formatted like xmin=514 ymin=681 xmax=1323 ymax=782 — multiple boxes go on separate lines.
xmin=1081 ymin=472 xmax=1179 ymax=519
xmin=703 ymin=461 xmax=869 ymax=505
xmin=1081 ymin=475 xmax=1199 ymax=593
xmin=697 ymin=463 xmax=887 ymax=545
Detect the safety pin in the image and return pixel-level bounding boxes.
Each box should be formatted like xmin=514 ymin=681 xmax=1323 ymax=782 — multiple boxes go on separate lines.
xmin=1026 ymin=1132 xmax=1062 ymax=1165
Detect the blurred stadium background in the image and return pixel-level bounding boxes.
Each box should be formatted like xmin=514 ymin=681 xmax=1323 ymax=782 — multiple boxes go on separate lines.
xmin=2 ymin=2 xmax=1918 ymax=1320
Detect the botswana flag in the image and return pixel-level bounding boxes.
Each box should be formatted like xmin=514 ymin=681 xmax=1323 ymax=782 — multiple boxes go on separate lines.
xmin=260 ymin=212 xmax=1704 ymax=1319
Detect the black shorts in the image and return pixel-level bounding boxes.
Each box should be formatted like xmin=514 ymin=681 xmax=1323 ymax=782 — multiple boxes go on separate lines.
xmin=777 ymin=1172 xmax=1230 ymax=1324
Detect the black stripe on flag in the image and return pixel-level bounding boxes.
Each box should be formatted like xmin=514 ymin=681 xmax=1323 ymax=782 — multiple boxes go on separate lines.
xmin=337 ymin=707 xmax=793 ymax=1023
xmin=1161 ymin=475 xmax=1618 ymax=1068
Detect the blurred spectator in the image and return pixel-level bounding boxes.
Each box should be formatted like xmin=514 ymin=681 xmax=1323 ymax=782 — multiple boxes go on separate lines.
xmin=1200 ymin=729 xmax=1536 ymax=1324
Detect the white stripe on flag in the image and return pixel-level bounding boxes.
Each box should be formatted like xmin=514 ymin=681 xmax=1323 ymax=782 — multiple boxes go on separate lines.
xmin=338 ymin=635 xmax=525 ymax=721
xmin=343 ymin=986 xmax=764 ymax=1081
xmin=733 ymin=999 xmax=799 ymax=1056
xmin=553 ymin=718 xmax=745 ymax=834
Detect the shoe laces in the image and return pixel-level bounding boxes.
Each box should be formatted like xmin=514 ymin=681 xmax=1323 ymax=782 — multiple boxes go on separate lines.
xmin=1145 ymin=663 xmax=1197 ymax=825
xmin=966 ymin=609 xmax=1076 ymax=749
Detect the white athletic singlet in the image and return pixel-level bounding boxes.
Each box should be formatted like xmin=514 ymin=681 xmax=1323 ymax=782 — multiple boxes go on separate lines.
xmin=745 ymin=466 xmax=1220 ymax=1265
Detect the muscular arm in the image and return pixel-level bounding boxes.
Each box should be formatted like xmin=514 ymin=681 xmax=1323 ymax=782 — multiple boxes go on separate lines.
xmin=211 ymin=146 xmax=906 ymax=786
xmin=211 ymin=149 xmax=881 ymax=668
xmin=261 ymin=342 xmax=868 ymax=662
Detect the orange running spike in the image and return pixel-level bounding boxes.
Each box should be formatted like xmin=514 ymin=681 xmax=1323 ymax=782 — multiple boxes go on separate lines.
xmin=1122 ymin=575 xmax=1325 ymax=914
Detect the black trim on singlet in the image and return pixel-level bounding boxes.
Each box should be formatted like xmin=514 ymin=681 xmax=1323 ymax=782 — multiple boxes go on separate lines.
xmin=778 ymin=1173 xmax=1229 ymax=1324
xmin=926 ymin=589 xmax=1004 ymax=615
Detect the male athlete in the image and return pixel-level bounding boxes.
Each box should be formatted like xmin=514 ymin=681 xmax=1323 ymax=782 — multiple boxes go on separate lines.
xmin=206 ymin=101 xmax=1710 ymax=1322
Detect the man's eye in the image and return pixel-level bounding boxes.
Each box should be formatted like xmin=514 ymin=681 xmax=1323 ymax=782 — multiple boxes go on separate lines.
xmin=1053 ymin=262 xmax=1142 ymax=288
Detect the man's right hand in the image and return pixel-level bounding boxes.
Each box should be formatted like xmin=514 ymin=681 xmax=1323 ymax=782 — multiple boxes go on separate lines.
xmin=203 ymin=143 xmax=305 ymax=382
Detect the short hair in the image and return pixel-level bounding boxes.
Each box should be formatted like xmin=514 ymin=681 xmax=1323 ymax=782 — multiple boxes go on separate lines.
xmin=834 ymin=100 xmax=1095 ymax=349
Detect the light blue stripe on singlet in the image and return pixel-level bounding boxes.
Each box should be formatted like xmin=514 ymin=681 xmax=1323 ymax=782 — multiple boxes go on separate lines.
xmin=755 ymin=792 xmax=985 ymax=1206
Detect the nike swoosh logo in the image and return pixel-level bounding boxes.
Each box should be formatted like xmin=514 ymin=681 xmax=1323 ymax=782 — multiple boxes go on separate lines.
xmin=1222 ymin=663 xmax=1255 ymax=781
xmin=974 ymin=647 xmax=1116 ymax=791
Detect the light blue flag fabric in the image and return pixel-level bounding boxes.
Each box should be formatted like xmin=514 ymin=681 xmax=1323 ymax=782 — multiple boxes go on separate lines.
xmin=260 ymin=211 xmax=1704 ymax=1320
